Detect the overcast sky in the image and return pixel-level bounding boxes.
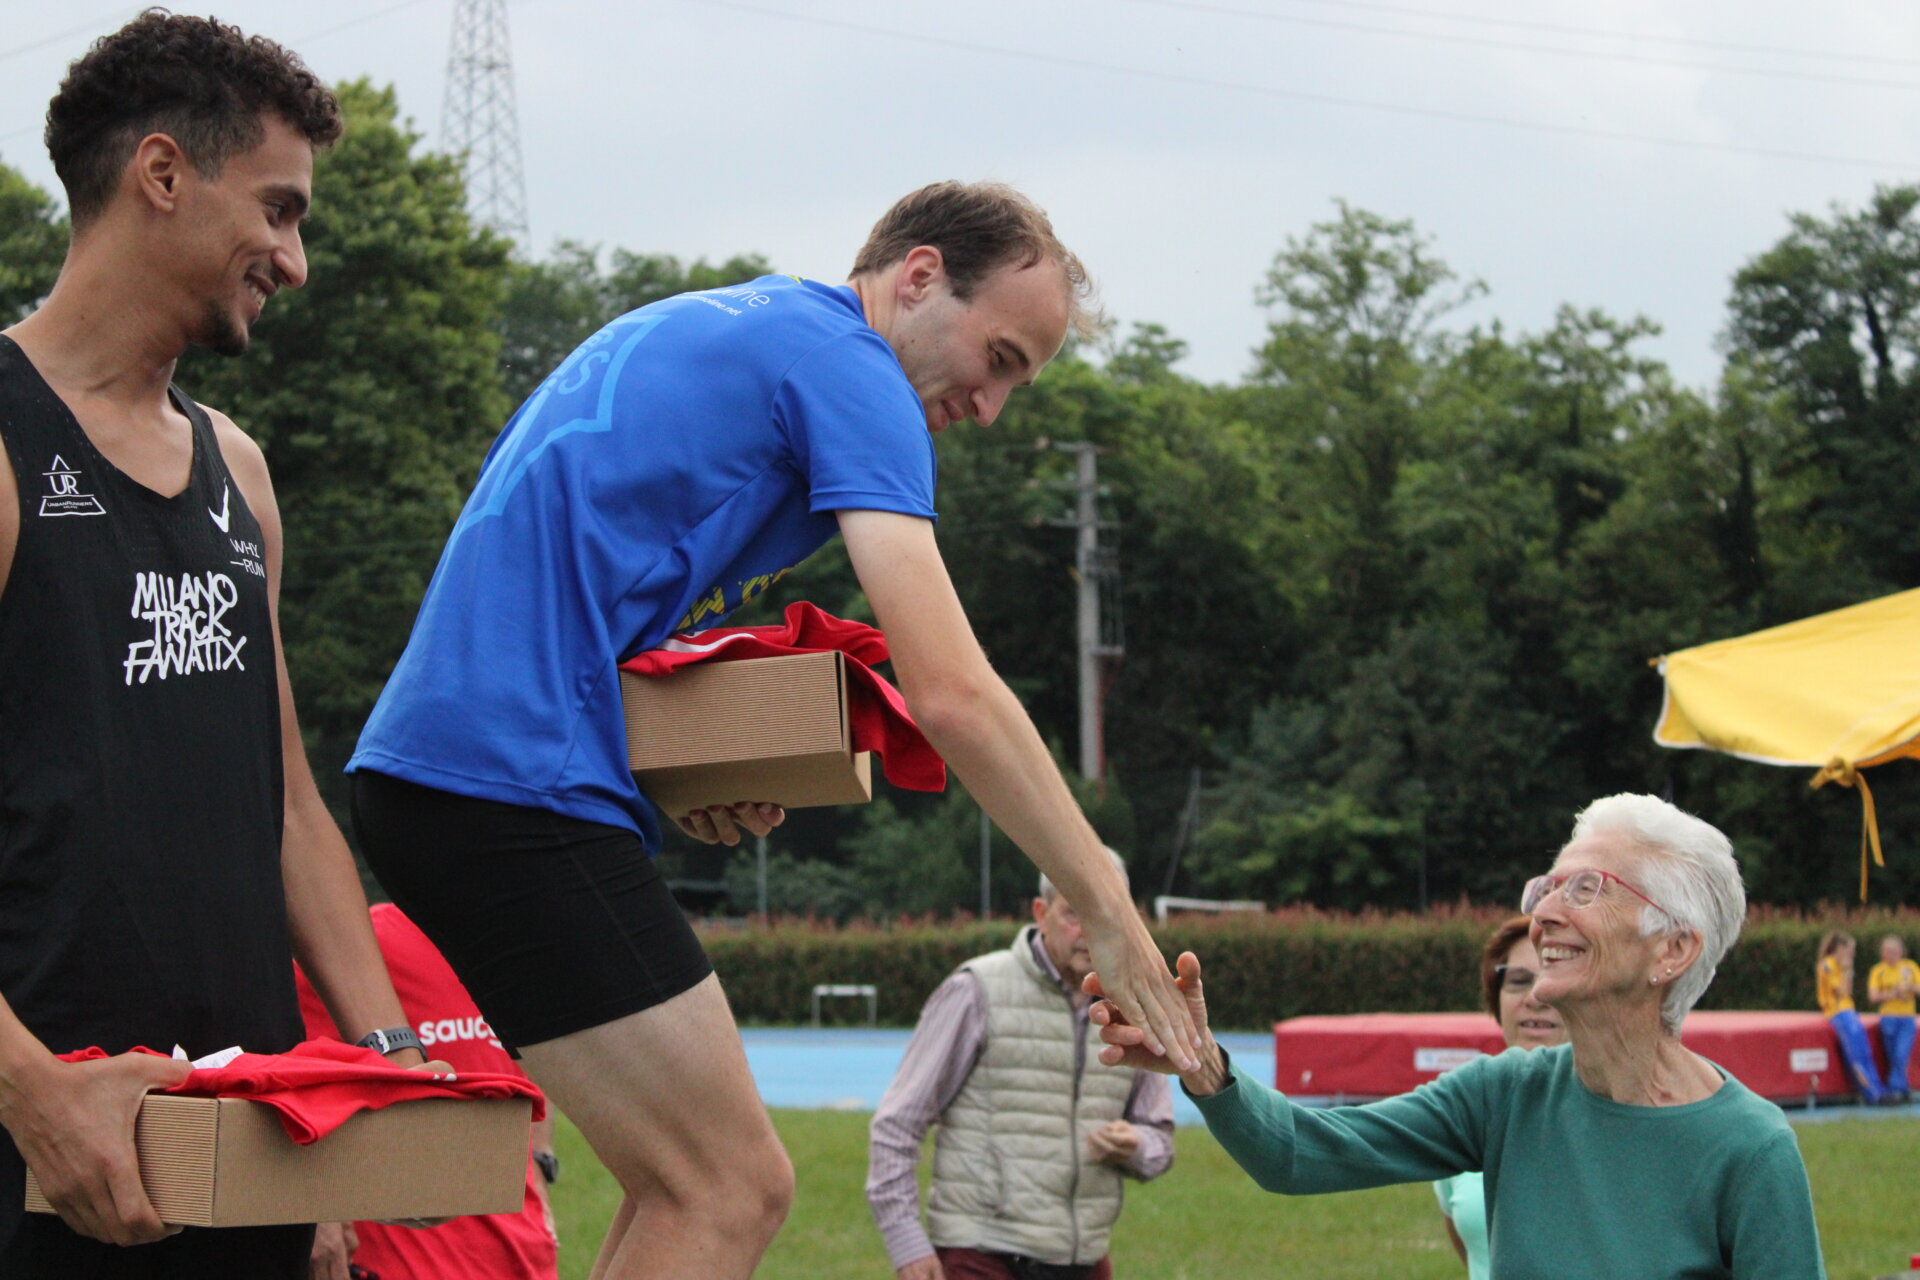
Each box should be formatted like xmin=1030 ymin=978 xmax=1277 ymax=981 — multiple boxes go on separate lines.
xmin=4 ymin=0 xmax=1918 ymax=389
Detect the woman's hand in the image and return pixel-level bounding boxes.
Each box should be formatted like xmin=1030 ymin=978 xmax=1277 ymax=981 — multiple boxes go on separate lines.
xmin=1086 ymin=951 xmax=1228 ymax=1095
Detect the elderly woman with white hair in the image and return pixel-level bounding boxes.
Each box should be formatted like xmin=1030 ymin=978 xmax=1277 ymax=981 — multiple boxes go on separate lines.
xmin=1088 ymin=794 xmax=1824 ymax=1279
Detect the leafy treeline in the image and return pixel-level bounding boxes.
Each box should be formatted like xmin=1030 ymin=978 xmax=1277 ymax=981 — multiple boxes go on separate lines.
xmin=702 ymin=907 xmax=1920 ymax=1030
xmin=3 ymin=84 xmax=1917 ymax=913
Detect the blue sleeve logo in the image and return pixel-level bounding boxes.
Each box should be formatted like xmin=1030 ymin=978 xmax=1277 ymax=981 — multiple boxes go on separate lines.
xmin=447 ymin=313 xmax=670 ymax=551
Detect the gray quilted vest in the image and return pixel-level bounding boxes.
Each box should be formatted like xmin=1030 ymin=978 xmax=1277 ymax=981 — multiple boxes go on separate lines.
xmin=925 ymin=926 xmax=1138 ymax=1264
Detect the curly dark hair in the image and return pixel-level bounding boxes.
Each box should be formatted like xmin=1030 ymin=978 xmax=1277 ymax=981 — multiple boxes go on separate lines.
xmin=851 ymin=180 xmax=1101 ymax=338
xmin=46 ymin=9 xmax=342 ymax=227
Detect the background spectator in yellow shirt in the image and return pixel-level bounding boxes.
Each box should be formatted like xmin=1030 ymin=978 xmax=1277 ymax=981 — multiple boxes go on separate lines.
xmin=1867 ymin=934 xmax=1917 ymax=1104
xmin=1817 ymin=932 xmax=1889 ymax=1104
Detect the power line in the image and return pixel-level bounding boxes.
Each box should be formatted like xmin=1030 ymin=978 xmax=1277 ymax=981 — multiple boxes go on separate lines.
xmin=295 ymin=0 xmax=435 ymax=48
xmin=1270 ymin=0 xmax=1920 ymax=70
xmin=677 ymin=0 xmax=1920 ymax=172
xmin=0 ymin=9 xmax=140 ymax=65
xmin=1119 ymin=0 xmax=1920 ymax=92
xmin=0 ymin=2 xmax=438 ymax=151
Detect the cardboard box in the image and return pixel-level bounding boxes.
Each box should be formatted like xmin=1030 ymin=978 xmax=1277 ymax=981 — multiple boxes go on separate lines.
xmin=25 ymin=1092 xmax=530 ymax=1227
xmin=621 ymin=650 xmax=873 ymax=814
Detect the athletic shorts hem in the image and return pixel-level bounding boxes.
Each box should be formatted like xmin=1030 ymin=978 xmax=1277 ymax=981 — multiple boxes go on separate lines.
xmin=346 ymin=752 xmax=646 ymax=834
xmin=509 ymin=966 xmax=715 ymax=1050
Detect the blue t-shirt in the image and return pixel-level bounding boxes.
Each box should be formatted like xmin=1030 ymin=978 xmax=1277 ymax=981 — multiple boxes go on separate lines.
xmin=349 ymin=275 xmax=936 ymax=846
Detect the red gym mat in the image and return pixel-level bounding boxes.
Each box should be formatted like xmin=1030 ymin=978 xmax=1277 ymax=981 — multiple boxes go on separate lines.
xmin=1272 ymin=1011 xmax=1906 ymax=1102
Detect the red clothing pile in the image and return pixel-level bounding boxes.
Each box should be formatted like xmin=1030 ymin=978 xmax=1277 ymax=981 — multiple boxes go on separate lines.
xmin=619 ymin=600 xmax=946 ymax=791
xmin=59 ymin=1040 xmax=544 ymax=1145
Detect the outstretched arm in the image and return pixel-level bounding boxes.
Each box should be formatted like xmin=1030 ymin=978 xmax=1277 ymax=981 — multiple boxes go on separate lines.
xmin=212 ymin=412 xmax=419 ymax=1061
xmin=840 ymin=509 xmax=1199 ymax=1072
xmin=1091 ymin=953 xmax=1484 ymax=1195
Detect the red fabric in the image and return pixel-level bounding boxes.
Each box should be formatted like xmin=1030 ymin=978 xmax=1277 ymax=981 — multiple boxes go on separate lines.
xmin=619 ymin=600 xmax=946 ymax=792
xmin=59 ymin=1040 xmax=543 ymax=1145
xmin=297 ymin=904 xmax=557 ymax=1280
xmin=1272 ymin=1009 xmax=1876 ymax=1102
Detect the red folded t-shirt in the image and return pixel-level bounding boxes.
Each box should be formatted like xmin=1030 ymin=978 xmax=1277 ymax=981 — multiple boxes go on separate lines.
xmin=620 ymin=600 xmax=947 ymax=792
xmin=59 ymin=1040 xmax=545 ymax=1145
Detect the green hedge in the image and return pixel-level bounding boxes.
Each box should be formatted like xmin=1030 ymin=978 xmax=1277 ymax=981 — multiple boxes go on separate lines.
xmin=700 ymin=906 xmax=1920 ymax=1031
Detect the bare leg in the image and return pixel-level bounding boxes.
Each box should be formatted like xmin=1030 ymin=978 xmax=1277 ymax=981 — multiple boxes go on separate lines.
xmin=519 ymin=974 xmax=793 ymax=1280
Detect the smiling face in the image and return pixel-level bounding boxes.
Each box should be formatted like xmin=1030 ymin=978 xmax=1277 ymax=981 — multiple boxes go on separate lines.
xmin=1495 ymin=936 xmax=1567 ymax=1049
xmin=165 ymin=114 xmax=313 ymax=356
xmin=886 ymin=250 xmax=1070 ymax=433
xmin=1528 ymin=830 xmax=1683 ymax=1016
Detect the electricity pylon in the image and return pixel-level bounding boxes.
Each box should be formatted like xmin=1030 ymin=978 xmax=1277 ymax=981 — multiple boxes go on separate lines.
xmin=443 ymin=0 xmax=530 ymax=245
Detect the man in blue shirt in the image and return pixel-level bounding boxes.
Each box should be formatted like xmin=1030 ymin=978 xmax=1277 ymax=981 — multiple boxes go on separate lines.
xmin=348 ymin=182 xmax=1203 ymax=1280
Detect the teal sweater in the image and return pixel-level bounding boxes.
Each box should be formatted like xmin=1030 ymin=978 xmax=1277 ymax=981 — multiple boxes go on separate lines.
xmin=1190 ymin=1044 xmax=1823 ymax=1279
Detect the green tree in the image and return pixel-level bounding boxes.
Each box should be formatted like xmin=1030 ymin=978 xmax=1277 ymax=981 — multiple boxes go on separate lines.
xmin=498 ymin=245 xmax=772 ymax=406
xmin=1726 ymin=184 xmax=1920 ymax=592
xmin=0 ymin=162 xmax=67 ymax=323
xmin=1102 ymin=321 xmax=1189 ymax=385
xmin=1250 ymin=202 xmax=1487 ymax=655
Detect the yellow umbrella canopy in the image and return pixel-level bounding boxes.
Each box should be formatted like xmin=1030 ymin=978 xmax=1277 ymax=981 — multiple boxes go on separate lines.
xmin=1654 ymin=587 xmax=1920 ymax=900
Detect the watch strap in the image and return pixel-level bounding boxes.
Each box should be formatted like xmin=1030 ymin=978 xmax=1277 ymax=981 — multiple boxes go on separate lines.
xmin=356 ymin=1025 xmax=424 ymax=1058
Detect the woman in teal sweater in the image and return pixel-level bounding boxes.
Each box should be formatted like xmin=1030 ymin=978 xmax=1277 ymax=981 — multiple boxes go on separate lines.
xmin=1090 ymin=794 xmax=1823 ymax=1280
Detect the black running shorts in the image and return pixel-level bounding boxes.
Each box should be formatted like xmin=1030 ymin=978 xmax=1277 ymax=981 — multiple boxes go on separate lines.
xmin=350 ymin=770 xmax=714 ymax=1052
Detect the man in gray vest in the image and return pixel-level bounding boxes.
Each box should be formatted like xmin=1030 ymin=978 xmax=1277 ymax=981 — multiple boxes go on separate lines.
xmin=867 ymin=850 xmax=1173 ymax=1280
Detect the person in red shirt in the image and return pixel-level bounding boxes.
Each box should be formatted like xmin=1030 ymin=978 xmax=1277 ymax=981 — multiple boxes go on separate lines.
xmin=296 ymin=905 xmax=559 ymax=1280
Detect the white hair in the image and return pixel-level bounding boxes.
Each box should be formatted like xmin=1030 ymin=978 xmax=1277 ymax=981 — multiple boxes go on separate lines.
xmin=1569 ymin=794 xmax=1746 ymax=1035
xmin=1039 ymin=845 xmax=1129 ymax=903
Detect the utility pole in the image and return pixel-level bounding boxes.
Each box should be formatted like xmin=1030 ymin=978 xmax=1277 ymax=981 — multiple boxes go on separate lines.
xmin=443 ymin=0 xmax=531 ymax=245
xmin=979 ymin=805 xmax=992 ymax=919
xmin=755 ymin=832 xmax=769 ymax=923
xmin=1048 ymin=443 xmax=1122 ymax=782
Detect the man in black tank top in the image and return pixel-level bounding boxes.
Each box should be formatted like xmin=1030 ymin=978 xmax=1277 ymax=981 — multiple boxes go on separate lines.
xmin=0 ymin=16 xmax=426 ymax=1276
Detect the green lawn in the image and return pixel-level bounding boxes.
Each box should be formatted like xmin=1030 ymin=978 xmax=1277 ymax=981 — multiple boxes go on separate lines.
xmin=549 ymin=1109 xmax=1919 ymax=1279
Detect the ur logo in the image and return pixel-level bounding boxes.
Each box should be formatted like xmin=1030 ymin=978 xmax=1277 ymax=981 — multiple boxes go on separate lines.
xmin=209 ymin=483 xmax=232 ymax=533
xmin=39 ymin=455 xmax=105 ymax=518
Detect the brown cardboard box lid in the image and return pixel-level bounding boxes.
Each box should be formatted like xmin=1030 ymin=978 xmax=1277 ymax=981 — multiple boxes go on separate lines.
xmin=621 ymin=650 xmax=873 ymax=813
xmin=25 ymin=1092 xmax=530 ymax=1228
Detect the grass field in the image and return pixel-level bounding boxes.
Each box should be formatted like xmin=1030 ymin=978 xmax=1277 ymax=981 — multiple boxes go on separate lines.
xmin=548 ymin=1108 xmax=1919 ymax=1279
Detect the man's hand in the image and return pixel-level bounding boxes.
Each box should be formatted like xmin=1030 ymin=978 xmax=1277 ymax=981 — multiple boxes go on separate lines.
xmin=309 ymin=1221 xmax=357 ymax=1280
xmin=1079 ymin=915 xmax=1201 ymax=1074
xmin=1086 ymin=1119 xmax=1140 ymax=1167
xmin=1 ymin=1050 xmax=192 ymax=1245
xmin=897 ymin=1255 xmax=946 ymax=1280
xmin=674 ymin=802 xmax=784 ymax=846
xmin=1087 ymin=951 xmax=1227 ymax=1096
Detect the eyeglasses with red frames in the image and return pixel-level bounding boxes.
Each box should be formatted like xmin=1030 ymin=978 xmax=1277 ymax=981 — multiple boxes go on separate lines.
xmin=1520 ymin=868 xmax=1669 ymax=917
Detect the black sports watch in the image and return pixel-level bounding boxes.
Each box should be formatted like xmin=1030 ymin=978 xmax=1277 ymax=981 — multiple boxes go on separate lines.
xmin=533 ymin=1150 xmax=560 ymax=1185
xmin=356 ymin=1025 xmax=424 ymax=1059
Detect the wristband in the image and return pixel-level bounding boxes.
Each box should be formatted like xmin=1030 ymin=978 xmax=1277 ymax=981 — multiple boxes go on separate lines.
xmin=356 ymin=1025 xmax=424 ymax=1058
xmin=533 ymin=1150 xmax=560 ymax=1184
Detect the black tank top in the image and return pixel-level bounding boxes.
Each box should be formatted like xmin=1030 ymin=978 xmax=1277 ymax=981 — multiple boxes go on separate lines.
xmin=0 ymin=335 xmax=301 ymax=1059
